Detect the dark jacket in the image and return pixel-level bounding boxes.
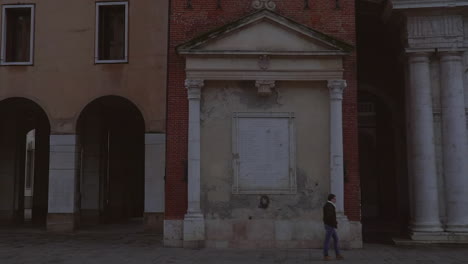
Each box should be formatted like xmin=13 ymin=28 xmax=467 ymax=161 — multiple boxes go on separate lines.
xmin=323 ymin=202 xmax=337 ymax=228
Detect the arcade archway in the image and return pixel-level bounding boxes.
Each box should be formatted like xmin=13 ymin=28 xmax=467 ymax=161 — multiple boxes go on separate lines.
xmin=77 ymin=96 xmax=145 ymax=226
xmin=0 ymin=98 xmax=50 ymax=227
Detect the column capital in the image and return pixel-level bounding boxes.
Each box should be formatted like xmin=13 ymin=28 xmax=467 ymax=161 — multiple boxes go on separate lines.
xmin=438 ymin=50 xmax=464 ymax=62
xmin=185 ymin=79 xmax=204 ymax=99
xmin=407 ymin=52 xmax=432 ymax=64
xmin=328 ymin=80 xmax=346 ymax=100
xmin=255 ymin=80 xmax=275 ymax=96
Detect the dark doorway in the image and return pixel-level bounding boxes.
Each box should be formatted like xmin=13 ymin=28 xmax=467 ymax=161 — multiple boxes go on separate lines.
xmin=0 ymin=98 xmax=50 ymax=227
xmin=77 ymin=96 xmax=145 ymax=226
xmin=356 ymin=0 xmax=410 ymax=242
xmin=358 ymin=92 xmax=409 ymax=243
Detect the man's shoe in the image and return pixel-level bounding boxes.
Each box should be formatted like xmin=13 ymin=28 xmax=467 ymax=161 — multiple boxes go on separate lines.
xmin=336 ymin=255 xmax=344 ymax=260
xmin=323 ymin=256 xmax=332 ymax=261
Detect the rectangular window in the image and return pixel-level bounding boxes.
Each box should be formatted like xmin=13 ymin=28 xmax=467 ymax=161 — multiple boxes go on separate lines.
xmin=96 ymin=2 xmax=128 ymax=63
xmin=1 ymin=5 xmax=34 ymax=65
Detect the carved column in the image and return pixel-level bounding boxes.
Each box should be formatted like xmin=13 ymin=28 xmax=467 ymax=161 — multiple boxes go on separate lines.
xmin=407 ymin=52 xmax=442 ymax=232
xmin=328 ymin=80 xmax=346 ymax=216
xmin=439 ymin=51 xmax=468 ymax=232
xmin=183 ymin=79 xmax=205 ymax=247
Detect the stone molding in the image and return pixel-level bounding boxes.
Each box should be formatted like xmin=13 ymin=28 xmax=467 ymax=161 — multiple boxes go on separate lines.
xmin=405 ymin=15 xmax=464 ymax=49
xmin=408 ymin=16 xmax=463 ymax=39
xmin=393 ymin=0 xmax=468 ymax=9
xmin=438 ymin=51 xmax=464 ymax=62
xmin=407 ymin=52 xmax=432 ymax=63
xmin=255 ymin=80 xmax=275 ymax=96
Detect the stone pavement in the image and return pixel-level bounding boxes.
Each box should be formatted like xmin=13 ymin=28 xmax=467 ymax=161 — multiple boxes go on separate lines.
xmin=0 ymin=229 xmax=467 ymax=264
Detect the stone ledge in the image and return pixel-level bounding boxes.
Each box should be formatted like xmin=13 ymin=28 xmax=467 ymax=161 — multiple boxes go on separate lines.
xmin=394 ymin=232 xmax=468 ymax=245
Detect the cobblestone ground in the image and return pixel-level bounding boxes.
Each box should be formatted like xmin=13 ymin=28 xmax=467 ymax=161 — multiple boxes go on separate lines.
xmin=0 ymin=228 xmax=467 ymax=264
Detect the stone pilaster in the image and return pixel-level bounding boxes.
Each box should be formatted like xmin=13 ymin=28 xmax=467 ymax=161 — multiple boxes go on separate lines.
xmin=144 ymin=133 xmax=166 ymax=233
xmin=183 ymin=79 xmax=205 ymax=248
xmin=328 ymin=79 xmax=346 ymax=216
xmin=407 ymin=52 xmax=443 ymax=233
xmin=47 ymin=134 xmax=79 ymax=232
xmin=439 ymin=51 xmax=468 ymax=232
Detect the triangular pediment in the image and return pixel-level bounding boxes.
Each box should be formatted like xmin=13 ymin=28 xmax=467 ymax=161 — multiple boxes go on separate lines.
xmin=177 ymin=10 xmax=353 ymax=55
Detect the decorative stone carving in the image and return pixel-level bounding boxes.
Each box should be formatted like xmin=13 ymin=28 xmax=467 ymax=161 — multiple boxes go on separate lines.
xmin=185 ymin=79 xmax=204 ymax=99
xmin=328 ymin=80 xmax=346 ymax=100
xmin=255 ymin=80 xmax=275 ymax=96
xmin=258 ymin=55 xmax=270 ymax=71
xmin=408 ymin=16 xmax=463 ymax=38
xmin=252 ymin=0 xmax=276 ymax=10
xmin=406 ymin=15 xmax=464 ymax=48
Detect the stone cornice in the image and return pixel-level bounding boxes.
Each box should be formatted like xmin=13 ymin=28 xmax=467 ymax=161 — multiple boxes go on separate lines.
xmin=392 ymin=0 xmax=468 ymax=9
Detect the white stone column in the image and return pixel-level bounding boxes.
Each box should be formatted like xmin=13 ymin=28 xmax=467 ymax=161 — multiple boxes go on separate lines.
xmin=47 ymin=134 xmax=79 ymax=232
xmin=328 ymin=80 xmax=346 ymax=216
xmin=144 ymin=133 xmax=166 ymax=232
xmin=183 ymin=79 xmax=205 ymax=247
xmin=439 ymin=51 xmax=468 ymax=232
xmin=407 ymin=52 xmax=443 ymax=232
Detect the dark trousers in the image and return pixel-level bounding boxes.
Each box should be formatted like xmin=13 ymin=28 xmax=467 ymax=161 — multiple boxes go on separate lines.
xmin=323 ymin=224 xmax=340 ymax=256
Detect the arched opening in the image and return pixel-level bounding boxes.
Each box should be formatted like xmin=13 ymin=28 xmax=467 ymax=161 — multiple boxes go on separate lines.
xmin=0 ymin=98 xmax=50 ymax=227
xmin=77 ymin=96 xmax=145 ymax=227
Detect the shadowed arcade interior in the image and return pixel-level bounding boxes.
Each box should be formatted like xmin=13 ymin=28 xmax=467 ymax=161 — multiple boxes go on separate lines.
xmin=0 ymin=98 xmax=50 ymax=227
xmin=77 ymin=96 xmax=145 ymax=227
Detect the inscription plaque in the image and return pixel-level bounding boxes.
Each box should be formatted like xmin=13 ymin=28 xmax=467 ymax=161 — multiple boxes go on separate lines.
xmin=232 ymin=112 xmax=296 ymax=194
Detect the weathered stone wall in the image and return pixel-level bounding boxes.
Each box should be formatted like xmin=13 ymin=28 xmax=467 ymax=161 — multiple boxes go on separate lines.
xmin=198 ymin=80 xmax=361 ymax=248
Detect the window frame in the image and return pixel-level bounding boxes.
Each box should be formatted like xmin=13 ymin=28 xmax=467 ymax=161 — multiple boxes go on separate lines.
xmin=231 ymin=112 xmax=297 ymax=195
xmin=95 ymin=1 xmax=129 ymax=64
xmin=1 ymin=4 xmax=35 ymax=66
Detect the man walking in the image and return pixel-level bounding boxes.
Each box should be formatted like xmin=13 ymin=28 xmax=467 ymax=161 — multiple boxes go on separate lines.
xmin=323 ymin=194 xmax=344 ymax=261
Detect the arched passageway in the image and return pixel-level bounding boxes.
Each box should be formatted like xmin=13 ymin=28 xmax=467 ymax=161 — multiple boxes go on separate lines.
xmin=0 ymin=98 xmax=50 ymax=227
xmin=77 ymin=96 xmax=145 ymax=226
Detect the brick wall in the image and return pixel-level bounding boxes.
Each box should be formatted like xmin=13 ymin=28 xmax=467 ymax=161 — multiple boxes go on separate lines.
xmin=166 ymin=0 xmax=360 ymax=221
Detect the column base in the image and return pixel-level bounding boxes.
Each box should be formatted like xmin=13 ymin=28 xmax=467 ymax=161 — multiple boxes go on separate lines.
xmin=336 ymin=216 xmax=363 ymax=249
xmin=183 ymin=213 xmax=205 ymax=248
xmin=410 ymin=222 xmax=443 ymax=233
xmin=144 ymin=212 xmax=164 ymax=233
xmin=402 ymin=232 xmax=468 ymax=244
xmin=163 ymin=219 xmax=184 ymax=247
xmin=446 ymin=224 xmax=468 ymax=233
xmin=47 ymin=213 xmax=76 ymax=232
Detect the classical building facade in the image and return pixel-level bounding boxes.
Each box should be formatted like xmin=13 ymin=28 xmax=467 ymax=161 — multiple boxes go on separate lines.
xmin=165 ymin=0 xmax=361 ymax=248
xmin=0 ymin=0 xmax=168 ymax=232
xmin=394 ymin=0 xmax=468 ymax=242
xmin=358 ymin=0 xmax=468 ymax=243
